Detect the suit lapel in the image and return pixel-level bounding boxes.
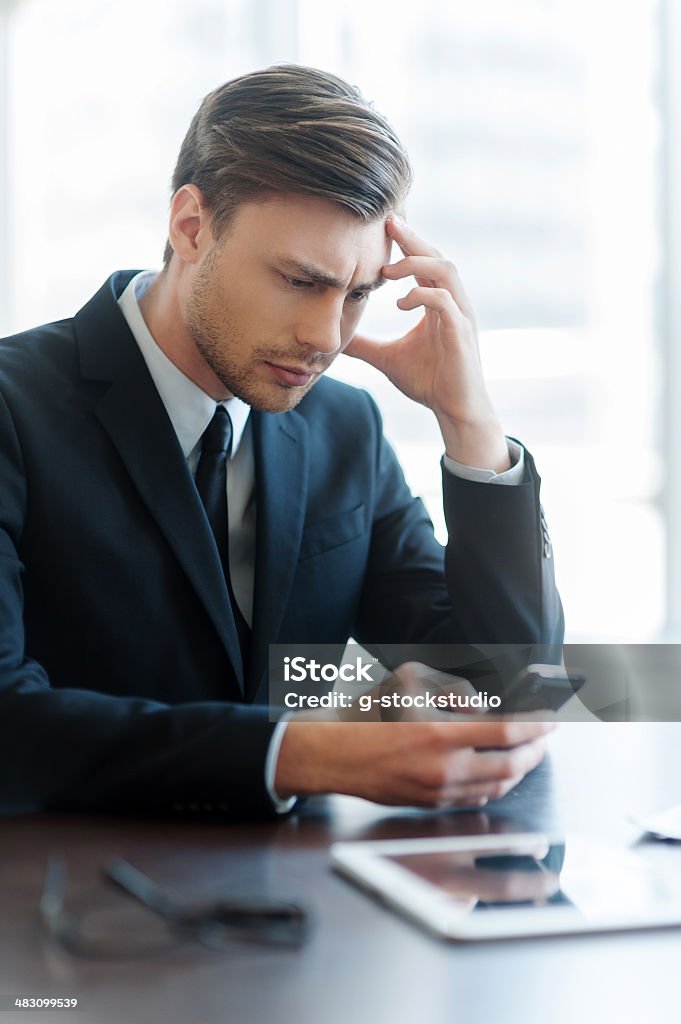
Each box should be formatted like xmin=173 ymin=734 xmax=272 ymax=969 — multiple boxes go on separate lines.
xmin=75 ymin=273 xmax=245 ymax=694
xmin=249 ymin=409 xmax=309 ymax=699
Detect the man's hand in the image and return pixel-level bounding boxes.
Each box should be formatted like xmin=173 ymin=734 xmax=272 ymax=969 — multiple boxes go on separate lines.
xmin=274 ymin=663 xmax=555 ymax=809
xmin=345 ymin=214 xmax=510 ymax=473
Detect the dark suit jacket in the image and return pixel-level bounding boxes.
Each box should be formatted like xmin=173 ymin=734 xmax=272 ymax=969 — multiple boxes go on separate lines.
xmin=0 ymin=271 xmax=563 ymax=815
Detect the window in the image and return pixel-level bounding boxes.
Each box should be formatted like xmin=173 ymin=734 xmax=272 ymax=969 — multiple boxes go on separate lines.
xmin=1 ymin=0 xmax=662 ymax=640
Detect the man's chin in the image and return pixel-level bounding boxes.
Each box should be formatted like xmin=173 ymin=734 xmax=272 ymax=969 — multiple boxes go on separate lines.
xmin=235 ymin=379 xmax=318 ymax=414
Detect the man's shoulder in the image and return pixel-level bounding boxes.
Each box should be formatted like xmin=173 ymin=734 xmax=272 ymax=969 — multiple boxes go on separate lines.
xmin=0 ymin=317 xmax=77 ymax=392
xmin=0 ymin=271 xmax=137 ymax=397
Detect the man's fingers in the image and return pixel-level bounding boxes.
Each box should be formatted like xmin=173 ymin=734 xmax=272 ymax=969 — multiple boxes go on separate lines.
xmin=343 ymin=333 xmax=393 ymax=370
xmin=383 ymin=255 xmax=441 ymax=287
xmin=396 ymin=286 xmax=462 ymax=318
xmin=383 ymin=255 xmax=475 ymax=320
xmin=392 ymin=662 xmax=477 ymax=698
xmin=412 ymin=731 xmax=548 ymax=795
xmin=459 ymin=738 xmax=548 ymax=785
xmin=386 ymin=213 xmax=441 ymax=258
xmin=432 ymin=717 xmax=556 ymax=750
xmin=420 ymin=738 xmax=548 ymax=807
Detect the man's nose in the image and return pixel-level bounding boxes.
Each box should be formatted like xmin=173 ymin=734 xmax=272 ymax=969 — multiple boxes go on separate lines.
xmin=295 ymin=297 xmax=343 ymax=356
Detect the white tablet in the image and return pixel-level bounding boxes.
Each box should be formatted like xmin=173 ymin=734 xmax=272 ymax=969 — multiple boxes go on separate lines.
xmin=331 ymin=833 xmax=681 ymax=941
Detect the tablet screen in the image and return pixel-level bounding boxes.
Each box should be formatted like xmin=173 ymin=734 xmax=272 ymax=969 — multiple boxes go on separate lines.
xmin=388 ymin=840 xmax=566 ymax=911
xmin=385 ymin=837 xmax=681 ymax=919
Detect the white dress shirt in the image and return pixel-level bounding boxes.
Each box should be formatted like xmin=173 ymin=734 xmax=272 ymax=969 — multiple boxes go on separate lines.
xmin=118 ymin=269 xmax=523 ymax=812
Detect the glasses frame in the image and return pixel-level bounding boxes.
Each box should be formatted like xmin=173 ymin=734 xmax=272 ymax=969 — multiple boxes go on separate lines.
xmin=40 ymin=857 xmax=310 ymax=959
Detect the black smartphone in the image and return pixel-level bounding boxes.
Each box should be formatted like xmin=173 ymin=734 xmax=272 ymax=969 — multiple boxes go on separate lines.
xmin=501 ymin=664 xmax=585 ymax=713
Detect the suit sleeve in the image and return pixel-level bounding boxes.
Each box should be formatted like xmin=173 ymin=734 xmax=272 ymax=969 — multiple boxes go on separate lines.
xmin=353 ymin=393 xmax=564 ymax=672
xmin=0 ymin=390 xmax=280 ymax=816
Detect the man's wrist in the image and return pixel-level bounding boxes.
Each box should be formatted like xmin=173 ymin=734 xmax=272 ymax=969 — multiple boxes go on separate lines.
xmin=265 ymin=715 xmax=298 ymax=812
xmin=436 ymin=413 xmax=510 ymax=473
xmin=274 ymin=717 xmax=344 ymax=799
xmin=443 ymin=439 xmax=525 ymax=485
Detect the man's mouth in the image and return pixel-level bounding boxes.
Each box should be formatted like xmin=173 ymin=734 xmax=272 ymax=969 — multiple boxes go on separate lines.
xmin=265 ymin=362 xmax=319 ymax=387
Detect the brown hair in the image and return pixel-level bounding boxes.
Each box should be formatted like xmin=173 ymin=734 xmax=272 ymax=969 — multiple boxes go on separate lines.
xmin=163 ymin=64 xmax=412 ymax=265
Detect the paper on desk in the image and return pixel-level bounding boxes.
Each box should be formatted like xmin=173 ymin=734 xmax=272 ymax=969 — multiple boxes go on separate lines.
xmin=631 ymin=803 xmax=681 ymax=841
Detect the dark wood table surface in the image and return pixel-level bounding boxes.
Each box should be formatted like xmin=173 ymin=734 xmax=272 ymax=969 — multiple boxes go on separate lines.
xmin=1 ymin=723 xmax=681 ymax=1024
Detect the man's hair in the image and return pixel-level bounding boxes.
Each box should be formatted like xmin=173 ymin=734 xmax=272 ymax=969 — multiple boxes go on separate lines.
xmin=162 ymin=64 xmax=413 ymax=265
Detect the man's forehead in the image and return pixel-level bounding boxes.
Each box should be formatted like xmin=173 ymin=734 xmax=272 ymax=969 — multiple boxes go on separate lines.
xmin=229 ymin=195 xmax=391 ymax=284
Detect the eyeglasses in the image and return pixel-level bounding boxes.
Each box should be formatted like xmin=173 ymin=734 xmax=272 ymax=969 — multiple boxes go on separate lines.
xmin=40 ymin=857 xmax=310 ymax=959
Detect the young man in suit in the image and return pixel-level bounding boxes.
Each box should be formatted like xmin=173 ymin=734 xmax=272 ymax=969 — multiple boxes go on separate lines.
xmin=0 ymin=65 xmax=561 ymax=816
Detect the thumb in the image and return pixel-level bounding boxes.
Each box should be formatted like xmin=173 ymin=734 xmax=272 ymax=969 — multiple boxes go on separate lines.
xmin=344 ymin=332 xmax=391 ymax=372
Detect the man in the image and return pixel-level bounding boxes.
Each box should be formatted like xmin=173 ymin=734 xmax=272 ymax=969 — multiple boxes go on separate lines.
xmin=0 ymin=65 xmax=561 ymax=817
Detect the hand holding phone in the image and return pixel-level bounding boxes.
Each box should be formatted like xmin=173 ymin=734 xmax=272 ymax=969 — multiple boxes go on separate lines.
xmin=501 ymin=664 xmax=585 ymax=713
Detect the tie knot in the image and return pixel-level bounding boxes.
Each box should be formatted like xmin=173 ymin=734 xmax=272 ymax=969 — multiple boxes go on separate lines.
xmin=201 ymin=405 xmax=233 ymax=455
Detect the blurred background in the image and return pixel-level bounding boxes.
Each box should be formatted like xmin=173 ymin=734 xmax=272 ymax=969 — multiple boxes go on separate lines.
xmin=0 ymin=0 xmax=675 ymax=643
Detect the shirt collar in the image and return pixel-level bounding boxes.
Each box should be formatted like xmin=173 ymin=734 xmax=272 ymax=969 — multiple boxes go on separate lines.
xmin=117 ymin=270 xmax=250 ymax=459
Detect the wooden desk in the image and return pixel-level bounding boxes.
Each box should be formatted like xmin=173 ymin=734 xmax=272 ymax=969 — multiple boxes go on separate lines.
xmin=1 ymin=723 xmax=680 ymax=1024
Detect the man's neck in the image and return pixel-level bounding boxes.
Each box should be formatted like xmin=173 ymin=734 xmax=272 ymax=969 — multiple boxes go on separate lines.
xmin=137 ymin=269 xmax=230 ymax=401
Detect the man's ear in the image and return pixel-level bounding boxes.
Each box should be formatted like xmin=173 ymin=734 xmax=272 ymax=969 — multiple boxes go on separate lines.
xmin=167 ymin=184 xmax=213 ymax=264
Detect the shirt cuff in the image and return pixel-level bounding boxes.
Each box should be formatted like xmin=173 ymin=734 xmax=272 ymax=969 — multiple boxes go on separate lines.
xmin=443 ymin=439 xmax=525 ymax=485
xmin=264 ymin=713 xmax=297 ymax=814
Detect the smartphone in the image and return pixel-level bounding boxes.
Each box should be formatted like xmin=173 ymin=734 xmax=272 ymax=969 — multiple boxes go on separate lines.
xmin=501 ymin=664 xmax=585 ymax=713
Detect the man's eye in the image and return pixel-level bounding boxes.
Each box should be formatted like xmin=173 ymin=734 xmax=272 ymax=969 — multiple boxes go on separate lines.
xmin=347 ymin=291 xmax=369 ymax=304
xmin=284 ymin=276 xmax=314 ymax=290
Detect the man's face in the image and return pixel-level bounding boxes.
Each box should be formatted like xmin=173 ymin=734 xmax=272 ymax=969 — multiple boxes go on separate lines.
xmin=183 ymin=194 xmax=391 ymax=412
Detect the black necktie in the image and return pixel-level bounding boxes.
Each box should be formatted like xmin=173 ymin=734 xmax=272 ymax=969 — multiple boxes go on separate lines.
xmin=195 ymin=406 xmax=251 ymax=678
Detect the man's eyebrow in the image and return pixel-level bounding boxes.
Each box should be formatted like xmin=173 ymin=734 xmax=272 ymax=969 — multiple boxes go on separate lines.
xmin=275 ymin=257 xmax=387 ymax=293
